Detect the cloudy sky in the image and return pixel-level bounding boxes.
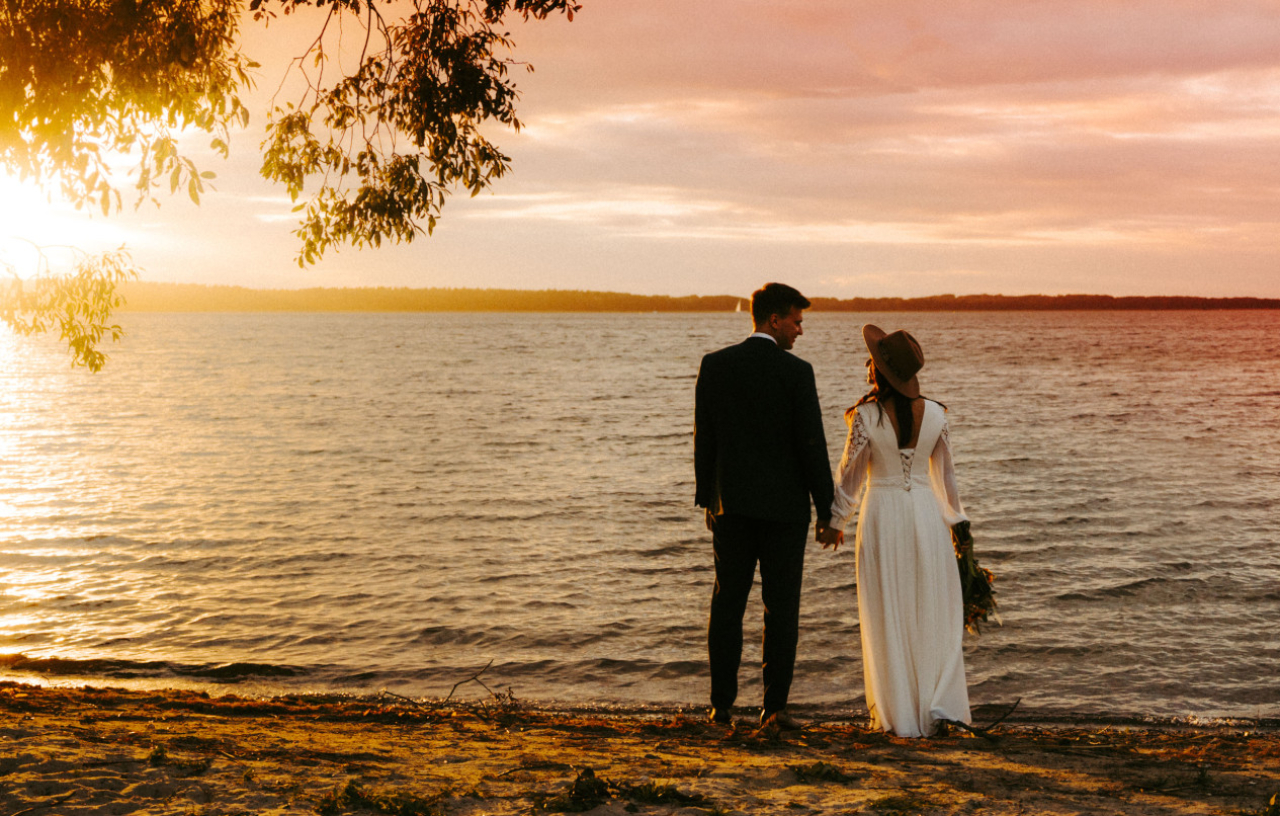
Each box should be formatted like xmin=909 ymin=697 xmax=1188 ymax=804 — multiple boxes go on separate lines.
xmin=4 ymin=0 xmax=1280 ymax=298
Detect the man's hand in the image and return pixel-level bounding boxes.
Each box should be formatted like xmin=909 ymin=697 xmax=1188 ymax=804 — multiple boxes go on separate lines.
xmin=816 ymin=522 xmax=844 ymax=551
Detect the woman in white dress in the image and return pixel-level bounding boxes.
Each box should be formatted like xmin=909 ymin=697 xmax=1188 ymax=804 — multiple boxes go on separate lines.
xmin=827 ymin=325 xmax=971 ymax=738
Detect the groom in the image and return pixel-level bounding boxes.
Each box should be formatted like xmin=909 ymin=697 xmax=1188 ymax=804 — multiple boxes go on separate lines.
xmin=694 ymin=282 xmax=840 ymax=730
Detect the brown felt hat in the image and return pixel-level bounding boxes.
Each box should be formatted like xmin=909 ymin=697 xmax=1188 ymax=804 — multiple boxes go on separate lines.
xmin=862 ymin=324 xmax=923 ymax=399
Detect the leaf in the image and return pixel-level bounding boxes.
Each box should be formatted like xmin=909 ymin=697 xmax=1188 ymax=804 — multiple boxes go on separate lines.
xmin=0 ymin=0 xmax=568 ymax=268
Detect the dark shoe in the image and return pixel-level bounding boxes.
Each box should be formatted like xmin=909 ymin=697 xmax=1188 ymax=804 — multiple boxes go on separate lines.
xmin=760 ymin=709 xmax=803 ymax=731
xmin=708 ymin=707 xmax=732 ymax=725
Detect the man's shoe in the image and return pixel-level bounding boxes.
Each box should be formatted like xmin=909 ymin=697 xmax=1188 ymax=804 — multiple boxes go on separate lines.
xmin=708 ymin=707 xmax=732 ymax=725
xmin=760 ymin=709 xmax=803 ymax=731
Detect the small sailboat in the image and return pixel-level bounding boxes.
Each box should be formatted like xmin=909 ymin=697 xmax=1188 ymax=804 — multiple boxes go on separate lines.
xmin=734 ymin=299 xmax=745 ymax=312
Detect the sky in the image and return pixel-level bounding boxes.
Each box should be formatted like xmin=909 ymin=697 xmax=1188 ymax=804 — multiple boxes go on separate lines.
xmin=3 ymin=0 xmax=1280 ymax=298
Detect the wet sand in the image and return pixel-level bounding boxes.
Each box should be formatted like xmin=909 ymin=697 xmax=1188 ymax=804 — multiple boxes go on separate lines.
xmin=2 ymin=681 xmax=1278 ymax=815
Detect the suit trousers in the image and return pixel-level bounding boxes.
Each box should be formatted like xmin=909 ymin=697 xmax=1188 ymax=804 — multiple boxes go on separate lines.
xmin=707 ymin=512 xmax=809 ymax=714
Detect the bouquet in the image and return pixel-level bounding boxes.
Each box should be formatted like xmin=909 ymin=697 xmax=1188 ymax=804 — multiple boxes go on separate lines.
xmin=951 ymin=520 xmax=1000 ymax=635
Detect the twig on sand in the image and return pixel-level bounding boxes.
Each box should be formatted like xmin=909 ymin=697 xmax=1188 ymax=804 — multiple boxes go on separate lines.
xmin=982 ymin=698 xmax=1021 ymax=731
xmin=941 ymin=719 xmax=998 ymax=742
xmin=941 ymin=698 xmax=1020 ymax=741
xmin=375 ymin=661 xmax=521 ymax=723
xmin=446 ymin=659 xmax=498 ymax=701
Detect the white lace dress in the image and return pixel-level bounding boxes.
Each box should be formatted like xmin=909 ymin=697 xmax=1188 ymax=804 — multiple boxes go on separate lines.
xmin=830 ymin=399 xmax=971 ymax=737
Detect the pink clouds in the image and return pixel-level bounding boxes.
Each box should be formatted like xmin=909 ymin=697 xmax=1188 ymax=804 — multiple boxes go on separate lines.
xmin=512 ymin=1 xmax=1280 ymax=98
xmin=434 ymin=0 xmax=1276 ymax=296
xmin=18 ymin=1 xmax=1278 ymax=298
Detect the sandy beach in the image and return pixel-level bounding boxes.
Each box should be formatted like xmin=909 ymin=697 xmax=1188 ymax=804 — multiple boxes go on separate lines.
xmin=2 ymin=681 xmax=1277 ymax=816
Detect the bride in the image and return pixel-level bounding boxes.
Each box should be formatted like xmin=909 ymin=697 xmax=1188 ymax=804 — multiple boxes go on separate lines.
xmin=827 ymin=325 xmax=971 ymax=738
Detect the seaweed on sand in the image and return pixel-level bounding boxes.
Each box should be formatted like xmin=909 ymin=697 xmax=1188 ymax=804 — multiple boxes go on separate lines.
xmin=529 ymin=767 xmax=714 ymax=813
xmin=789 ymin=760 xmax=859 ymax=783
xmin=529 ymin=767 xmax=610 ymax=813
xmin=316 ymin=780 xmax=450 ymax=816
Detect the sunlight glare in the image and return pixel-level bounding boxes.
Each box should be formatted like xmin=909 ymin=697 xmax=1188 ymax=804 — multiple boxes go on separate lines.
xmin=0 ymin=176 xmax=135 ymax=278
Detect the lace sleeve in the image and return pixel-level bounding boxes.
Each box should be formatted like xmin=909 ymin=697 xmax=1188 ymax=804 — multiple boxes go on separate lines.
xmin=830 ymin=410 xmax=871 ymax=530
xmin=929 ymin=415 xmax=968 ymax=526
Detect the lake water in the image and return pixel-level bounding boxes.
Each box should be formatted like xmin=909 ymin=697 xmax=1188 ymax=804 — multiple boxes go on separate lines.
xmin=1 ymin=311 xmax=1278 ymax=721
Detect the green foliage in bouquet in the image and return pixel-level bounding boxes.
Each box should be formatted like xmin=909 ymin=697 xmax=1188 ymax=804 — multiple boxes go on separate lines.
xmin=951 ymin=520 xmax=1000 ymax=635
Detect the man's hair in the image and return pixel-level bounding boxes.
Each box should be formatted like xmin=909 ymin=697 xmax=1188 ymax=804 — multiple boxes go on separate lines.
xmin=751 ymin=282 xmax=810 ymax=325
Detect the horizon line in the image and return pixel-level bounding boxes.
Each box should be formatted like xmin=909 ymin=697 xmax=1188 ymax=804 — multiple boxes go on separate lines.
xmin=116 ymin=281 xmax=1280 ymax=312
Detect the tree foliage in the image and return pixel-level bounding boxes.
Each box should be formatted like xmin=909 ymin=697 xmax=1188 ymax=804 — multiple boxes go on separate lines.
xmin=253 ymin=0 xmax=580 ymax=265
xmin=0 ymin=0 xmax=253 ymax=214
xmin=1 ymin=0 xmax=579 ymax=260
xmin=1 ymin=245 xmax=139 ymax=372
xmin=0 ymin=0 xmax=578 ymax=368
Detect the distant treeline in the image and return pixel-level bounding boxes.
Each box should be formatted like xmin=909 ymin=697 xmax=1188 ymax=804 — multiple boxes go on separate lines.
xmin=118 ymin=282 xmax=1280 ymax=312
xmin=119 ymin=283 xmax=742 ymax=312
xmin=810 ymin=293 xmax=1280 ymax=311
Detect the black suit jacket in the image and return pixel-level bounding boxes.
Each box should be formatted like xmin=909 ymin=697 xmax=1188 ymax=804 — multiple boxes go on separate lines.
xmin=694 ymin=337 xmax=835 ymax=525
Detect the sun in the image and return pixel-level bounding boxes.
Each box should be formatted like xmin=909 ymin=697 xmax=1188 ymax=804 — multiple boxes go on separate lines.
xmin=0 ymin=175 xmax=136 ymax=279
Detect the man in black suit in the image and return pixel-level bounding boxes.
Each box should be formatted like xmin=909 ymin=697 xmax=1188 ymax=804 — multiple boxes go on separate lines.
xmin=694 ymin=282 xmax=840 ymax=730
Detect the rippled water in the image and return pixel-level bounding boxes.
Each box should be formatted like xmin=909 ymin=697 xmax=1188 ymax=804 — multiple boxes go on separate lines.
xmin=1 ymin=311 xmax=1277 ymax=719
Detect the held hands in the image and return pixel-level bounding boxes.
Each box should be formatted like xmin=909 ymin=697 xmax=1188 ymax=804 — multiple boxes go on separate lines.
xmin=816 ymin=521 xmax=844 ymax=551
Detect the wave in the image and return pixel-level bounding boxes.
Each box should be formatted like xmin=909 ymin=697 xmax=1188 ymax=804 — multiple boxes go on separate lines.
xmin=0 ymin=654 xmax=300 ymax=682
xmin=622 ymin=565 xmax=701 ymax=576
xmin=634 ymin=542 xmax=693 ymax=557
xmin=1053 ymin=574 xmax=1254 ymax=603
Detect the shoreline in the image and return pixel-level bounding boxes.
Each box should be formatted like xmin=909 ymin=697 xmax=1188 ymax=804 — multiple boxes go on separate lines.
xmin=5 ymin=671 xmax=1277 ymax=734
xmin=4 ymin=670 xmax=1277 ymax=734
xmin=3 ymin=681 xmax=1278 ymax=815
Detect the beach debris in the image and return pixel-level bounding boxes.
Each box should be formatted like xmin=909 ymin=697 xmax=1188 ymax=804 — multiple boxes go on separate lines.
xmin=2 ymin=683 xmax=1278 ymax=816
xmin=375 ymin=661 xmax=524 ymax=724
xmin=530 ymin=766 xmax=611 ymax=812
xmin=528 ymin=767 xmax=714 ymax=813
xmin=981 ymin=697 xmax=1022 ymax=732
xmin=1229 ymin=791 xmax=1279 ymax=816
xmin=445 ymin=658 xmax=500 ymax=701
xmin=316 ymin=779 xmax=450 ymax=816
xmin=789 ymin=761 xmax=858 ymax=783
xmin=615 ymin=779 xmax=711 ymax=807
xmin=939 ymin=718 xmax=998 ymax=742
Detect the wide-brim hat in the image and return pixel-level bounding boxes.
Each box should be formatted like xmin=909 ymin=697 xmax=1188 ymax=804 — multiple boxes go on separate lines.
xmin=862 ymin=324 xmax=923 ymax=399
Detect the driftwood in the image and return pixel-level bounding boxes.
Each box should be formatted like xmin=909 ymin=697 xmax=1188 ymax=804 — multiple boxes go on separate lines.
xmin=983 ymin=697 xmax=1022 ymax=730
xmin=376 ymin=660 xmax=521 ymax=723
xmin=445 ymin=658 xmax=498 ymax=701
xmin=941 ymin=698 xmax=1021 ymax=742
